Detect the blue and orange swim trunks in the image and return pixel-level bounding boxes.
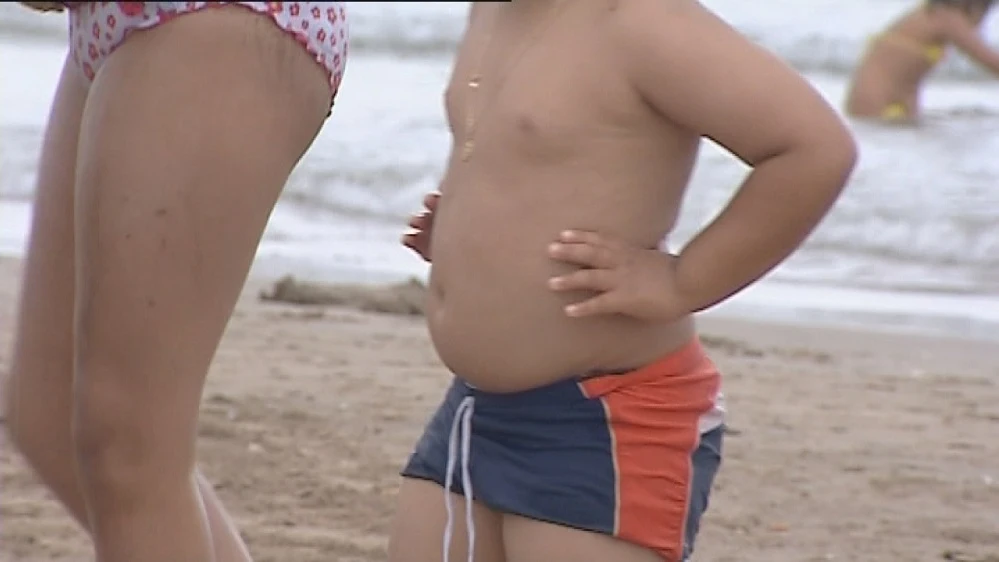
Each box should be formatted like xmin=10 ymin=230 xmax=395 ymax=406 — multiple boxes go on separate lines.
xmin=402 ymin=338 xmax=723 ymax=562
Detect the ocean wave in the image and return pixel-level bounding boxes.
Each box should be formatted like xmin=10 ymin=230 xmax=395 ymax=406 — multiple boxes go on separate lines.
xmin=5 ymin=1 xmax=999 ymax=80
xmin=0 ymin=3 xmax=65 ymax=41
xmin=4 ymin=2 xmax=999 ymax=300
xmin=760 ymin=34 xmax=999 ymax=82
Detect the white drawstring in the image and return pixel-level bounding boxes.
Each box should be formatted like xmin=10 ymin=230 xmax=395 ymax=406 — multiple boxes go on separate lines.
xmin=443 ymin=395 xmax=476 ymax=562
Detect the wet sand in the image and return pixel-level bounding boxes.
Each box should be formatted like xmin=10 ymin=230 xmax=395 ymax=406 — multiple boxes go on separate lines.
xmin=1 ymin=256 xmax=997 ymax=562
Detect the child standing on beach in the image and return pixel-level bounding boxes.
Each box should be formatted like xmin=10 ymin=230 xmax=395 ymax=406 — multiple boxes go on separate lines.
xmin=393 ymin=1 xmax=856 ymax=562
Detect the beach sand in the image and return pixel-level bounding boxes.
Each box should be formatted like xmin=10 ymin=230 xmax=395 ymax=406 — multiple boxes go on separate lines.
xmin=1 ymin=256 xmax=997 ymax=562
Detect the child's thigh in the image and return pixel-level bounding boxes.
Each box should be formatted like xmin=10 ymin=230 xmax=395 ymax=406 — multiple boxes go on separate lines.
xmin=502 ymin=514 xmax=663 ymax=562
xmin=388 ymin=477 xmax=505 ymax=562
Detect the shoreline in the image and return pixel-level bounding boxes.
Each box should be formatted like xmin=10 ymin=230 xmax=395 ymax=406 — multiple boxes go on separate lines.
xmin=2 ymin=255 xmax=998 ymax=561
xmin=2 ymin=210 xmax=998 ymax=344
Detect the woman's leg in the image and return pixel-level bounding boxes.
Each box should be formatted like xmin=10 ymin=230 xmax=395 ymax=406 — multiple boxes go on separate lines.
xmin=4 ymin=55 xmax=87 ymax=526
xmin=3 ymin=53 xmax=256 ymax=562
xmin=69 ymin=7 xmax=330 ymax=562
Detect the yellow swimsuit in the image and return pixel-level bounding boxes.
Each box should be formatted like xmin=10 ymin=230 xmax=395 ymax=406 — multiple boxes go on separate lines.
xmin=867 ymin=32 xmax=946 ymax=120
xmin=870 ymin=32 xmax=945 ymax=64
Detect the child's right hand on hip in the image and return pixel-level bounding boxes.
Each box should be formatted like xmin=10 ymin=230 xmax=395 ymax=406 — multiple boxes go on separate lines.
xmin=401 ymin=192 xmax=441 ymax=263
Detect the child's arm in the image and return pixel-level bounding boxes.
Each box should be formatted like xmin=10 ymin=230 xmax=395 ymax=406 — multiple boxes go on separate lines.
xmin=401 ymin=192 xmax=441 ymax=263
xmin=617 ymin=0 xmax=857 ymax=314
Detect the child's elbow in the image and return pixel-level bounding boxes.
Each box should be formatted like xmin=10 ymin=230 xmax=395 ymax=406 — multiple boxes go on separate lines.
xmin=809 ymin=117 xmax=859 ymax=188
xmin=828 ymin=118 xmax=858 ymax=170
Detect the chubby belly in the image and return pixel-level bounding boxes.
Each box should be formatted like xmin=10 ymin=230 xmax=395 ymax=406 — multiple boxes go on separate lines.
xmin=426 ymin=177 xmax=694 ymax=393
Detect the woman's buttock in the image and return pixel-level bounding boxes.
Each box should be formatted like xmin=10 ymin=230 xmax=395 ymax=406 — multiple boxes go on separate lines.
xmin=67 ymin=1 xmax=348 ymax=104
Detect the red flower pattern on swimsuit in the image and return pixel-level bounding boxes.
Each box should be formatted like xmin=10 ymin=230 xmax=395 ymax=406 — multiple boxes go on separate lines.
xmin=67 ymin=1 xmax=348 ymax=98
xmin=119 ymin=2 xmax=144 ymax=17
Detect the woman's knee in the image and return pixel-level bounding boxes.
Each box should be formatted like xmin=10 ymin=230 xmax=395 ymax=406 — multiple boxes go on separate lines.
xmin=71 ymin=359 xmax=195 ymax=498
xmin=2 ymin=358 xmax=70 ymax=462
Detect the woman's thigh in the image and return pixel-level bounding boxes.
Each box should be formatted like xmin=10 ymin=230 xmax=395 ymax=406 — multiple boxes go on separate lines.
xmin=70 ymin=5 xmax=332 ymax=470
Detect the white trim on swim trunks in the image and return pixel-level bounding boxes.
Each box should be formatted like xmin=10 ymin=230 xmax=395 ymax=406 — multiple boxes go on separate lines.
xmin=443 ymin=396 xmax=476 ymax=562
xmin=699 ymin=392 xmax=726 ymax=434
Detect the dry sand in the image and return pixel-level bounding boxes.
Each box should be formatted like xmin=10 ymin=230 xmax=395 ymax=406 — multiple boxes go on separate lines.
xmin=1 ymin=256 xmax=997 ymax=562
